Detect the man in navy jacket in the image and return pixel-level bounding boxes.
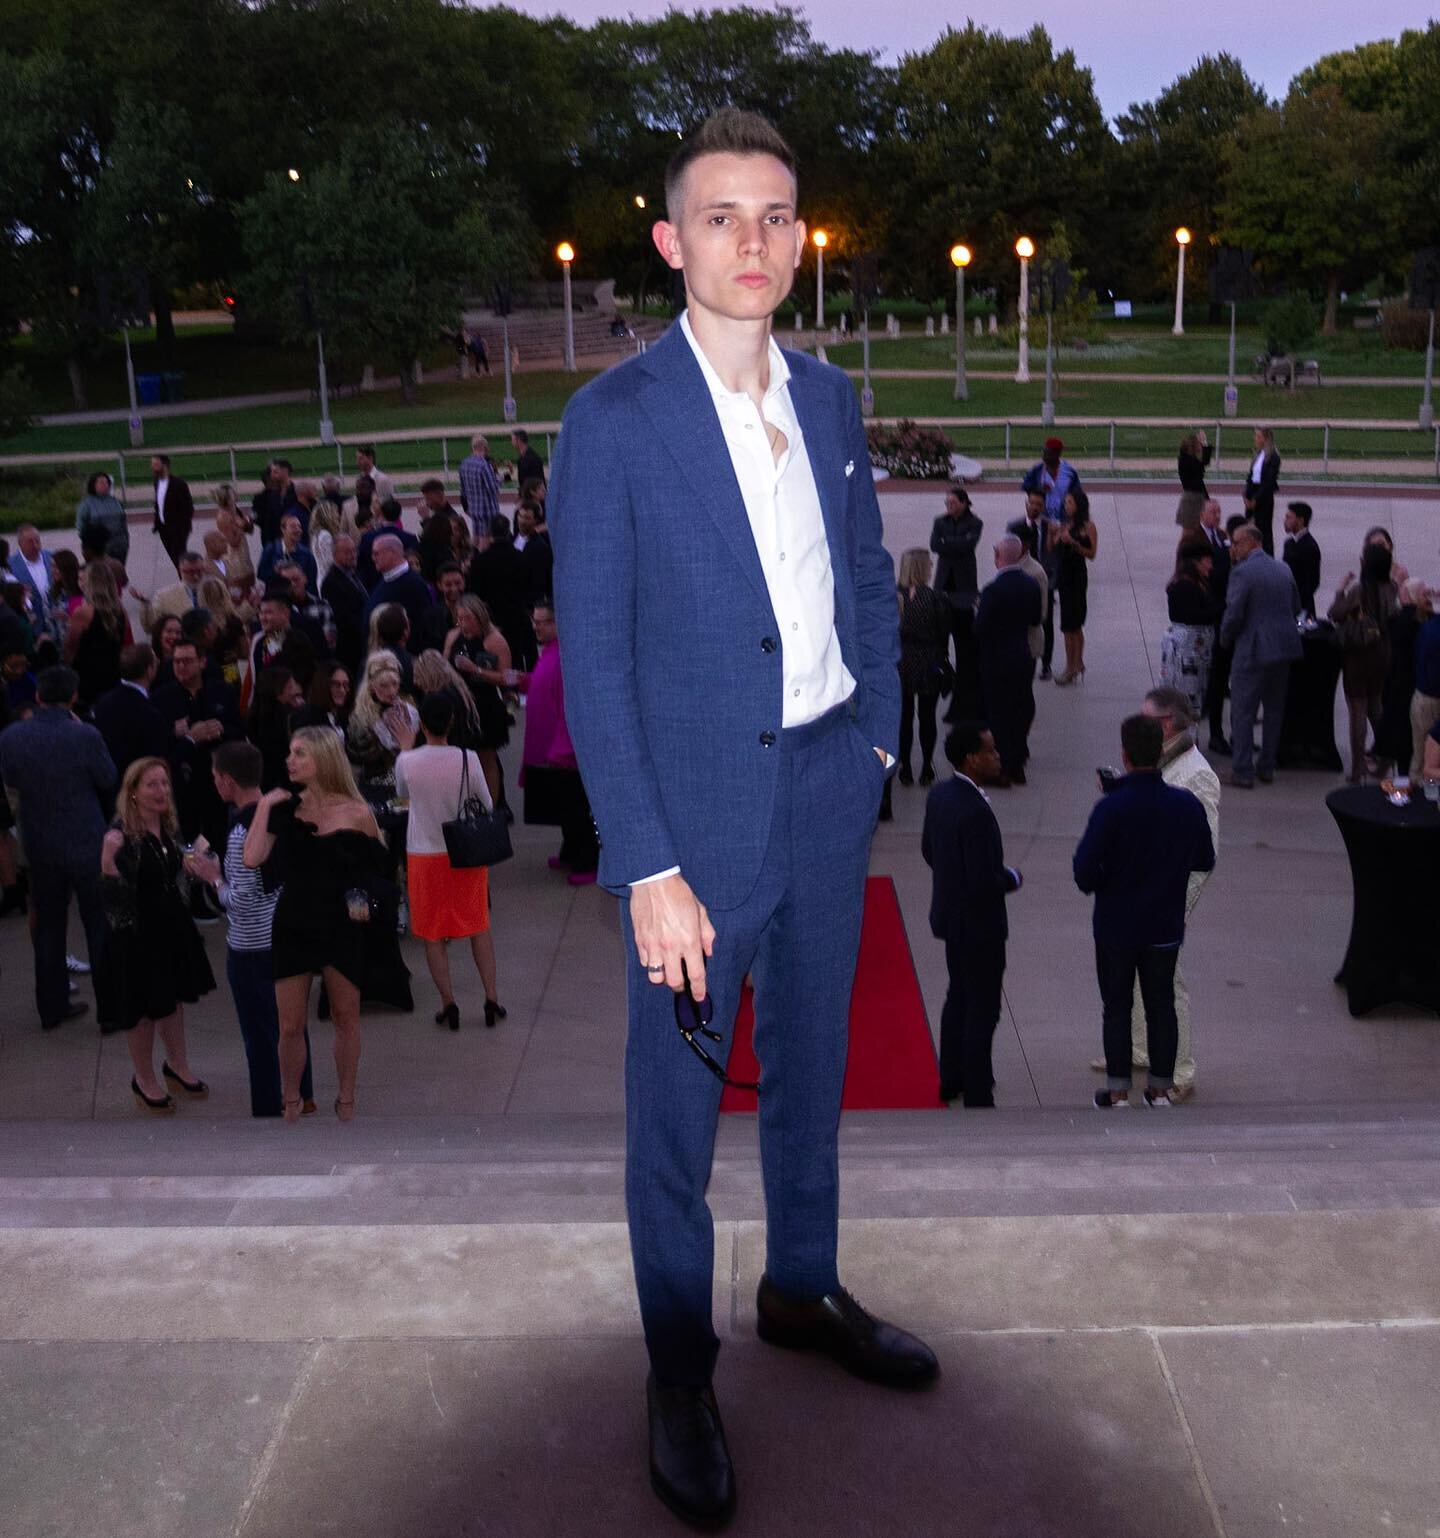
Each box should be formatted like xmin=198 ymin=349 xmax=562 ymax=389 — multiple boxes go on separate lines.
xmin=922 ymin=722 xmax=1022 ymax=1106
xmin=973 ymin=535 xmax=1042 ymax=784
xmin=1074 ymin=713 xmax=1215 ymax=1108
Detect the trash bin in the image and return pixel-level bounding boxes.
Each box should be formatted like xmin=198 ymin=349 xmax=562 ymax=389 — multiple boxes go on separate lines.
xmin=137 ymin=373 xmax=163 ymax=405
xmin=160 ymin=371 xmax=186 ymax=403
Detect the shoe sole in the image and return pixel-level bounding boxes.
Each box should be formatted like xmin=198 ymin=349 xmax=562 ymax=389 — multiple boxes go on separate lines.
xmin=649 ymin=1469 xmax=736 ymax=1533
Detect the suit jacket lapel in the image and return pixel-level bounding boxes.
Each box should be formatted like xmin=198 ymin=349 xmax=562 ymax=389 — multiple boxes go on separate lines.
xmin=637 ymin=325 xmax=769 ymax=604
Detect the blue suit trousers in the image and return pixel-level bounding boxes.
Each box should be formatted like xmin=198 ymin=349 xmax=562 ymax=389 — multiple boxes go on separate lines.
xmin=620 ymin=704 xmax=884 ymax=1385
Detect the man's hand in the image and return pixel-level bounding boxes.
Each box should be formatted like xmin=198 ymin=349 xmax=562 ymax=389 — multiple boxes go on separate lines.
xmin=629 ymin=873 xmax=716 ymax=999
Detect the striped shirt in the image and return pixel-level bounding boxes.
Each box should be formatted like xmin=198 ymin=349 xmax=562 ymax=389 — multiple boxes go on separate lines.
xmin=219 ymin=813 xmax=279 ymax=953
xmin=458 ymin=453 xmax=501 ymax=536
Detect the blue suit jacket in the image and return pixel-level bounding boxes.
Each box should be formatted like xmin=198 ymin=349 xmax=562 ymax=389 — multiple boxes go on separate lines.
xmin=549 ymin=321 xmax=899 ymax=909
xmin=7 ymin=549 xmax=55 ymax=616
xmin=921 ymin=775 xmax=1019 ymax=943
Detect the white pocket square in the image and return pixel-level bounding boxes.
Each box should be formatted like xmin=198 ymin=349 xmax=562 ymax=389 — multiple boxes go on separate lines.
xmin=844 ymin=460 xmax=855 ymax=478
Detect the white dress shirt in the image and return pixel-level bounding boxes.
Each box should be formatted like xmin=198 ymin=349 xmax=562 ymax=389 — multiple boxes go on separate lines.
xmin=632 ymin=316 xmax=858 ymax=889
xmin=156 ymin=476 xmax=170 ymax=521
xmin=1250 ymin=450 xmax=1267 ymax=483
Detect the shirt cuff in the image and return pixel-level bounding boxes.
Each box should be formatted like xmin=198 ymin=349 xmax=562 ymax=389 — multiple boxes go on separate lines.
xmin=1006 ymin=867 xmax=1023 ymax=890
xmin=631 ymin=867 xmax=680 ymax=887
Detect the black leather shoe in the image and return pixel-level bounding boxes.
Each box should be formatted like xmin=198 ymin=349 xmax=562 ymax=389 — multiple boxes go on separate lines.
xmin=755 ymin=1276 xmax=939 ymax=1387
xmin=647 ymin=1374 xmax=736 ymax=1531
xmin=41 ymin=1001 xmax=88 ymax=1032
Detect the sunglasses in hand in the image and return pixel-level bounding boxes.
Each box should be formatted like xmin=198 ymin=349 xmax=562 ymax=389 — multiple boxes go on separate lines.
xmin=673 ymin=963 xmax=760 ymax=1093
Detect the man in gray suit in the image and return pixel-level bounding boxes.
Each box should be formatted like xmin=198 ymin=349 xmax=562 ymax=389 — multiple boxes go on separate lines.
xmin=1219 ymin=522 xmax=1302 ymax=788
xmin=0 ymin=665 xmax=118 ymax=1029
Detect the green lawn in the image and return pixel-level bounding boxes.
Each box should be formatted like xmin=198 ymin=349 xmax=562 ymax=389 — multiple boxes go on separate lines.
xmin=827 ymin=324 xmax=1424 ymax=379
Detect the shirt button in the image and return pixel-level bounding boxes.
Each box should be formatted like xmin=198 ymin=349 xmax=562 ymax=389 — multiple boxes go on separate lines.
xmin=759 ymin=731 xmax=776 ymax=747
xmin=744 ymin=422 xmax=754 ymax=430
xmin=793 ymin=689 xmax=801 ymax=698
xmin=779 ymin=552 xmax=786 ymax=562
xmin=791 ymin=623 xmax=799 ymax=631
xmin=760 ymin=636 xmax=777 ymax=653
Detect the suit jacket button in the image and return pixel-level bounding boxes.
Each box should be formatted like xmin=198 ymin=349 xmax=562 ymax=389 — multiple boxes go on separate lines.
xmin=760 ymin=636 xmax=777 ymax=653
xmin=759 ymin=731 xmax=776 ymax=747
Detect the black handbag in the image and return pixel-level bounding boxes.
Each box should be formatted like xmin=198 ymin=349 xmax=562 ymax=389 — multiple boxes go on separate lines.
xmin=442 ymin=751 xmax=513 ymax=869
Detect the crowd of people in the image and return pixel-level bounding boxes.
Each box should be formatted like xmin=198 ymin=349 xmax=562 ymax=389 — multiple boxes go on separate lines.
xmin=0 ymin=433 xmax=599 ymax=1118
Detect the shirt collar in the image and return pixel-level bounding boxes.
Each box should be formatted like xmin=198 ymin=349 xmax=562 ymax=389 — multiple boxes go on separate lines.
xmin=679 ymin=311 xmax=791 ymax=408
xmin=381 ymin=564 xmax=407 ymax=583
xmin=953 ymin=770 xmax=990 ymax=802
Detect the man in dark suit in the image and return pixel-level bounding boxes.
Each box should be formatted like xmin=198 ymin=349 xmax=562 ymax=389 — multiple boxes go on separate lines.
xmin=364 ymin=534 xmax=432 ymax=646
xmin=356 ymin=499 xmax=418 ymax=590
xmin=468 ymin=513 xmax=537 ymax=670
xmin=252 ymin=459 xmax=302 ymax=545
xmin=551 ymin=109 xmax=935 ymax=1530
xmin=92 ymin=644 xmax=172 ymax=785
xmin=151 ymin=454 xmax=195 ymax=575
xmin=257 ymin=513 xmax=318 ymax=594
xmin=0 ymin=665 xmax=118 ymax=1030
xmin=1281 ymin=501 xmax=1321 ymax=620
xmin=1075 ymin=713 xmax=1215 ymax=1108
xmin=930 ymin=486 xmax=983 ymax=715
xmin=974 ymin=535 xmax=1042 ymax=785
xmin=1197 ymin=500 xmax=1234 ymax=752
xmin=1242 ymin=428 xmax=1281 ymax=555
xmin=1220 ymin=522 xmax=1303 ymax=788
xmin=154 ymin=636 xmax=243 ymax=850
xmin=322 ymin=534 xmax=369 ymax=675
xmin=921 ymin=722 xmax=1022 ymax=1107
xmin=1007 ymin=491 xmax=1059 ymax=679
xmin=510 ymin=428 xmax=545 ymax=487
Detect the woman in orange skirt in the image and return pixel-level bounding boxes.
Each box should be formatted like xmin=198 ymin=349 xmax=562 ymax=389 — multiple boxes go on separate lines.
xmin=395 ymin=692 xmax=506 ymax=1031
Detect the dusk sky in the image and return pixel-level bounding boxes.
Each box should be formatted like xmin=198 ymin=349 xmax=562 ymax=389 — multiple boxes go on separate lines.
xmin=504 ymin=1 xmax=1437 ymax=119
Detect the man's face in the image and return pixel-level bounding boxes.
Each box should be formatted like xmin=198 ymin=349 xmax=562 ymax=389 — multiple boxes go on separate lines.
xmin=533 ymin=609 xmax=557 ymax=646
xmin=260 ymin=600 xmax=289 ymax=633
xmin=172 ymin=646 xmax=201 ymax=688
xmin=439 ymin=571 xmax=464 ymax=606
xmin=944 ymin=493 xmax=967 ymax=519
xmin=357 ymin=452 xmax=374 ymax=474
xmin=283 ymin=567 xmax=307 ymax=601
xmin=180 ymin=557 xmax=204 ymax=587
xmin=964 ymin=731 xmax=1002 ymax=785
xmin=271 ymin=461 xmax=290 ymax=489
xmin=18 ymin=529 xmax=40 ymax=560
xmin=423 ymin=487 xmax=445 ymax=512
xmin=1232 ymin=532 xmax=1258 ymax=563
xmin=1043 ymin=450 xmax=1059 ymax=472
xmin=516 ymin=507 xmax=536 ymax=536
xmin=1200 ymin=502 xmax=1221 ymax=531
xmin=150 ymin=457 xmax=165 ymax=478
xmin=1283 ymin=510 xmax=1300 ymax=536
xmin=333 ymin=537 xmax=356 ymax=570
xmin=280 ymin=516 xmax=301 ymax=548
xmin=1025 ymin=493 xmax=1045 ymax=521
xmin=654 ymin=151 xmax=803 ymax=327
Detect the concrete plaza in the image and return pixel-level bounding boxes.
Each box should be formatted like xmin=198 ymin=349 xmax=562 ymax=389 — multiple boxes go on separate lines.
xmin=1 ymin=483 xmax=1438 ymax=1536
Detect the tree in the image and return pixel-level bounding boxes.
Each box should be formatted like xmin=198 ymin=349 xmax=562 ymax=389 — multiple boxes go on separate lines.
xmin=889 ymin=25 xmax=1111 ymax=305
xmin=237 ymin=130 xmax=532 ymax=402
xmin=1220 ymin=88 xmax=1401 ymax=331
xmin=1112 ymin=55 xmax=1269 ymax=302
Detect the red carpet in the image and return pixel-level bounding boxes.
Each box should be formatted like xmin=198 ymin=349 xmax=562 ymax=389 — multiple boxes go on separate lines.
xmin=720 ymin=876 xmax=940 ymax=1113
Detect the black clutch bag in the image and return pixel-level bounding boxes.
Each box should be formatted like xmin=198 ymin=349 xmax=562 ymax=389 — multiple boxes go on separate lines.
xmin=442 ymin=751 xmax=513 ymax=869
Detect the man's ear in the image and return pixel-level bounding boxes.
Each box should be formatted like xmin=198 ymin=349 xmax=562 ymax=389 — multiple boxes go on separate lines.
xmin=653 ymin=220 xmax=683 ymax=271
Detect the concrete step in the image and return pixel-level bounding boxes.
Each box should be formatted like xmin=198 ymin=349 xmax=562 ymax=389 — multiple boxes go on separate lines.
xmin=2 ymin=1105 xmax=1436 ymax=1229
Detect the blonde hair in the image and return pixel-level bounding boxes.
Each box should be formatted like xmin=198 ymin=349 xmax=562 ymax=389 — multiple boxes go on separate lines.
xmin=1256 ymin=427 xmax=1276 ymax=453
xmin=455 ymin=594 xmax=492 ymax=630
xmin=309 ymin=499 xmax=342 ymax=539
xmin=198 ymin=575 xmax=235 ymax=623
xmin=213 ymin=483 xmax=237 ymax=514
xmin=117 ymin=757 xmax=178 ymax=841
xmin=289 ymin=725 xmax=365 ymax=802
xmin=412 ymin=650 xmax=483 ymax=741
xmin=81 ymin=559 xmax=125 ymax=638
xmin=366 ymin=601 xmax=405 ymax=654
xmin=897 ymin=548 xmax=933 ymax=588
xmin=350 ymin=651 xmax=404 ymax=735
xmin=1179 ymin=431 xmax=1201 ymax=457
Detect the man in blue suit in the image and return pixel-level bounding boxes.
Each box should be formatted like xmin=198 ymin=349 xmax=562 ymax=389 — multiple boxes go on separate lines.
xmin=7 ymin=524 xmax=56 ymax=632
xmin=551 ymin=109 xmax=936 ymax=1530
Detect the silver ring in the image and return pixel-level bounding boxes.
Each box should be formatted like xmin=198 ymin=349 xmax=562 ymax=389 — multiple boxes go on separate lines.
xmin=645 ymin=963 xmax=665 ymax=974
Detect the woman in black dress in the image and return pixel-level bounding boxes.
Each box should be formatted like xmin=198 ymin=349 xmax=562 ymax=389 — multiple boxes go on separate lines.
xmin=1054 ymin=488 xmax=1099 ymax=685
xmin=1176 ymin=430 xmax=1212 ymax=529
xmin=443 ymin=594 xmax=514 ymax=807
xmin=65 ymin=560 xmax=128 ymax=711
xmin=248 ymin=666 xmax=305 ymax=791
xmin=289 ymin=659 xmax=352 ymax=739
xmin=100 ymin=757 xmax=215 ymax=1113
xmin=244 ymin=726 xmax=388 ymax=1122
xmin=895 ymin=548 xmax=952 ymax=786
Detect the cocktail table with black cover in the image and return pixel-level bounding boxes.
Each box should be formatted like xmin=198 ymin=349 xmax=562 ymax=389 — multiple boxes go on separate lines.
xmin=1279 ymin=623 xmax=1342 ymax=770
xmin=1326 ymin=785 xmax=1440 ymax=1016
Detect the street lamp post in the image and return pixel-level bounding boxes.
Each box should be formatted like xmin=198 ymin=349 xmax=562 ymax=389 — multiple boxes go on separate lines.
xmin=1421 ymin=305 xmax=1436 ymax=430
xmin=121 ymin=323 xmax=143 ymax=448
xmin=1173 ymin=227 xmax=1192 ymax=337
xmin=556 ymin=242 xmax=576 ymax=372
xmin=950 ymin=244 xmax=972 ymax=402
xmin=812 ymin=229 xmax=828 ymax=334
xmin=315 ymin=330 xmax=334 ymax=445
xmin=1015 ymin=236 xmax=1034 ymax=383
xmin=1225 ymin=300 xmax=1239 ymax=418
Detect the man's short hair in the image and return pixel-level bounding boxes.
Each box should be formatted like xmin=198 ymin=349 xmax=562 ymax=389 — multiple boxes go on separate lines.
xmin=1231 ymin=521 xmax=1262 ymax=548
xmin=1287 ymin=501 xmax=1313 ymax=526
xmin=153 ymin=454 xmax=172 ymax=469
xmin=511 ymin=429 xmax=529 ymax=446
xmin=374 ymin=606 xmax=409 ymax=646
xmin=944 ymin=720 xmax=991 ymax=768
xmin=180 ymin=549 xmax=203 ymax=565
xmin=212 ymin=739 xmax=262 ymax=788
xmin=16 ymin=523 xmax=38 ymax=538
xmin=180 ymin=608 xmax=214 ymax=644
xmin=471 ymin=433 xmax=488 ymax=453
xmin=418 ymin=690 xmax=454 ymax=738
xmin=995 ymin=533 xmax=1023 ymax=564
xmin=665 ymin=108 xmax=797 ymax=222
xmin=420 ymin=477 xmax=444 ymax=496
xmin=489 ymin=513 xmax=512 ymax=541
xmin=119 ymin=644 xmax=156 ymax=682
xmin=36 ymin=665 xmax=78 ymax=706
xmin=1143 ymin=686 xmax=1194 ymax=729
xmin=435 ymin=561 xmax=463 ymax=581
xmin=378 ymin=497 xmax=404 ymax=523
xmin=170 ymin=637 xmax=200 ymax=659
xmin=1225 ymin=513 xmax=1248 ymax=537
xmin=1121 ymin=713 xmax=1164 ymax=769
xmin=355 ymin=443 xmax=376 ymax=460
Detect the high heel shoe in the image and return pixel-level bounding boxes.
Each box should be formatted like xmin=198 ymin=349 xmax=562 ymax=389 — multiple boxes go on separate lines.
xmin=132 ymin=1078 xmax=175 ymax=1115
xmin=484 ymin=999 xmax=507 ymax=1029
xmin=435 ymin=1002 xmax=460 ymax=1032
xmin=162 ymin=1062 xmax=209 ymax=1098
xmin=1054 ymin=669 xmax=1075 ymax=686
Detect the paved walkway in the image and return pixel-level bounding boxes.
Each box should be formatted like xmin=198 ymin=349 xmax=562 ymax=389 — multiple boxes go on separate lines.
xmin=2 ymin=490 xmax=1438 ymax=1536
